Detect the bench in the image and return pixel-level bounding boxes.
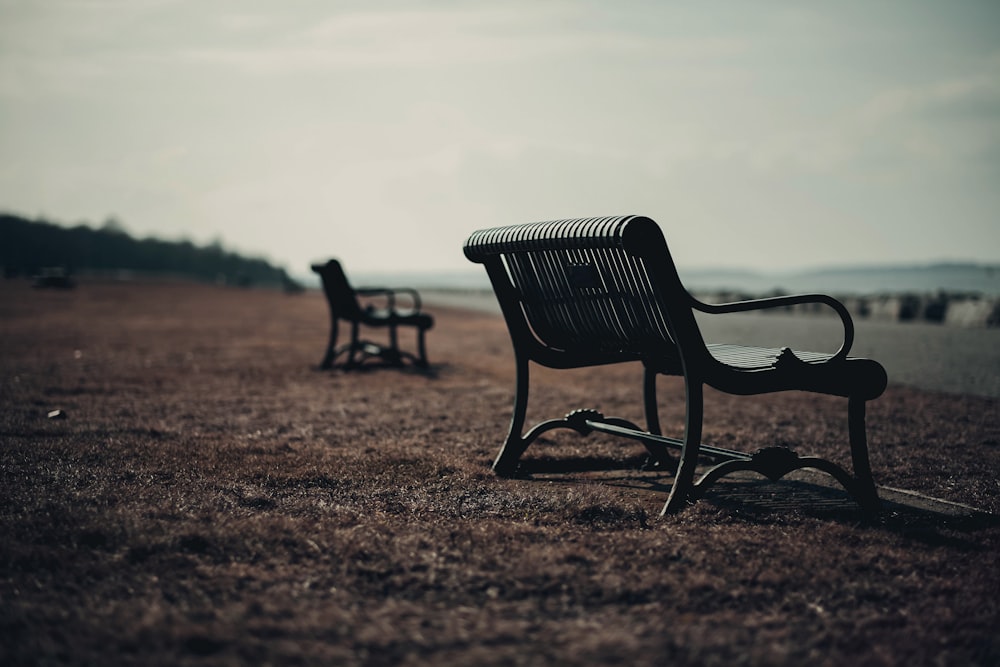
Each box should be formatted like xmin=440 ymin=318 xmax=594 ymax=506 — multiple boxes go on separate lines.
xmin=311 ymin=259 xmax=433 ymax=369
xmin=463 ymin=215 xmax=887 ymax=515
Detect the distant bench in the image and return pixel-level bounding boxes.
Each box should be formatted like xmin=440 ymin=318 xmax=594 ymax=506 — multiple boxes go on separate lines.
xmin=311 ymin=259 xmax=433 ymax=369
xmin=464 ymin=215 xmax=887 ymax=516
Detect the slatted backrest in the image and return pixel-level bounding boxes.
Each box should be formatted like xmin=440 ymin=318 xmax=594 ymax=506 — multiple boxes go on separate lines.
xmin=312 ymin=259 xmax=364 ymax=321
xmin=464 ymin=216 xmax=706 ymax=371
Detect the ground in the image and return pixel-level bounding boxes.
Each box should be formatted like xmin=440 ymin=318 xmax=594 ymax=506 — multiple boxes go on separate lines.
xmin=1 ymin=280 xmax=998 ymax=666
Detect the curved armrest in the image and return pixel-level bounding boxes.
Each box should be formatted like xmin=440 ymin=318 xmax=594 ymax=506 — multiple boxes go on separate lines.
xmin=355 ymin=287 xmax=422 ymax=313
xmin=356 ymin=287 xmax=396 ymax=311
xmin=692 ymin=293 xmax=854 ymax=363
xmin=388 ymin=287 xmax=422 ymax=312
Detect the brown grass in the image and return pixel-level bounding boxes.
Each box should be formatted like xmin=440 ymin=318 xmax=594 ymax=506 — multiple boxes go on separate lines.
xmin=1 ymin=280 xmax=998 ymax=666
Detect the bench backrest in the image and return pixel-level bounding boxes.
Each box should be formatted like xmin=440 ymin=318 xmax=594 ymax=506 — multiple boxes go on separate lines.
xmin=464 ymin=215 xmax=706 ymax=372
xmin=311 ymin=259 xmax=365 ymax=321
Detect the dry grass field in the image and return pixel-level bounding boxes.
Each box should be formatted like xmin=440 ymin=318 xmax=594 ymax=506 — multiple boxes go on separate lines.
xmin=1 ymin=279 xmax=998 ymax=666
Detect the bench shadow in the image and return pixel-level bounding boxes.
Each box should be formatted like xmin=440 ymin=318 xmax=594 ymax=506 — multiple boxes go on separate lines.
xmin=516 ymin=456 xmax=998 ymax=546
xmin=700 ymin=476 xmax=999 ymax=549
xmin=314 ymin=362 xmax=443 ymax=379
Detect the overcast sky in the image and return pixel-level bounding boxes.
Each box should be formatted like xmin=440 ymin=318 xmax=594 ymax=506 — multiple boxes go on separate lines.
xmin=2 ymin=1 xmax=998 ymax=276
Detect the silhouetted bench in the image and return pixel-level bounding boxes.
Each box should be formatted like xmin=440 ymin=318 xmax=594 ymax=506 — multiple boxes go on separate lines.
xmin=311 ymin=259 xmax=433 ymax=369
xmin=464 ymin=215 xmax=886 ymax=515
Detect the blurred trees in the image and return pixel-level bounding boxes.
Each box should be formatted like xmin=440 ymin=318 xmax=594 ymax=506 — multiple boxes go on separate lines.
xmin=0 ymin=213 xmax=295 ymax=289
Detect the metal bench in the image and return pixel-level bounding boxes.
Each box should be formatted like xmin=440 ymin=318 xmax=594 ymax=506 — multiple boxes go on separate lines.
xmin=463 ymin=215 xmax=887 ymax=515
xmin=311 ymin=259 xmax=433 ymax=370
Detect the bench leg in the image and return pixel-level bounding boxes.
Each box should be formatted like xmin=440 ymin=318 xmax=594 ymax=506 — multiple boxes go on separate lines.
xmin=643 ymin=366 xmax=661 ymax=434
xmin=492 ymin=354 xmax=531 ymax=477
xmin=641 ymin=367 xmax=676 ymax=469
xmin=387 ymin=324 xmax=401 ymax=364
xmin=849 ymin=398 xmax=881 ymax=513
xmin=661 ymin=378 xmax=703 ymax=515
xmin=416 ymin=327 xmax=429 ymax=368
xmin=319 ymin=318 xmax=340 ymax=370
xmin=667 ymin=395 xmax=880 ymax=515
xmin=344 ymin=322 xmax=362 ymax=367
xmin=493 ymin=361 xmax=676 ymax=477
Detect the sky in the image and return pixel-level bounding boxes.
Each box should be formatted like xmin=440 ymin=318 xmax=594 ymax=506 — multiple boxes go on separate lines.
xmin=1 ymin=1 xmax=998 ymax=278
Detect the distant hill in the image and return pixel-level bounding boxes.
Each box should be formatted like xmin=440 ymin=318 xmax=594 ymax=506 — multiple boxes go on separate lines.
xmin=679 ymin=264 xmax=1000 ymax=296
xmin=0 ymin=214 xmax=297 ymax=289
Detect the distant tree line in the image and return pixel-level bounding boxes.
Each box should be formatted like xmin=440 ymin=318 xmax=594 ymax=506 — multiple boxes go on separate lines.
xmin=0 ymin=213 xmax=299 ymax=289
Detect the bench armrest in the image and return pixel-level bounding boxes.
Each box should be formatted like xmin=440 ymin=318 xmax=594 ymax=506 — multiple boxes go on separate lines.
xmin=692 ymin=293 xmax=855 ymax=363
xmin=356 ymin=287 xmax=422 ymax=313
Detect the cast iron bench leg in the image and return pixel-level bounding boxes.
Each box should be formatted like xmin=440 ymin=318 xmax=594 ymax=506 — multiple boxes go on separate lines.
xmin=661 ymin=378 xmax=704 ymax=515
xmin=641 ymin=366 xmax=676 ymax=468
xmin=849 ymin=398 xmax=881 ymax=513
xmin=319 ymin=318 xmax=339 ymax=370
xmin=492 ymin=353 xmax=531 ymax=477
xmin=416 ymin=329 xmax=429 ymax=368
